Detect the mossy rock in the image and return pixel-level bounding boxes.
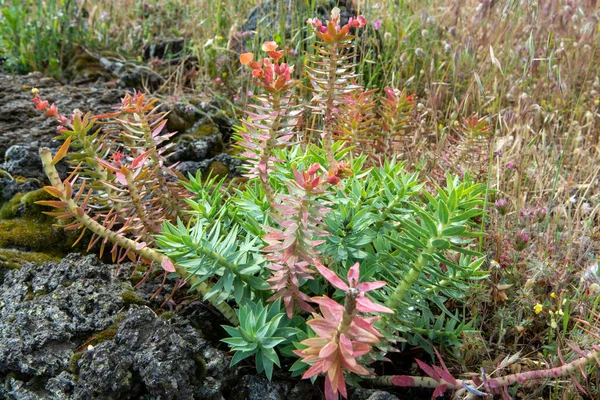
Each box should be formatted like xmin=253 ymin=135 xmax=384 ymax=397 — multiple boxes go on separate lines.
xmin=206 ymin=161 xmax=230 ymax=179
xmin=0 ymin=248 xmax=61 ymax=270
xmin=0 ymin=192 xmax=24 ymax=219
xmin=159 ymin=311 xmax=176 ymax=320
xmin=0 ymin=188 xmax=54 ymax=221
xmin=120 ymin=290 xmax=146 ymax=306
xmin=0 ymin=219 xmax=74 ymax=253
xmin=180 ymin=123 xmax=220 ymax=141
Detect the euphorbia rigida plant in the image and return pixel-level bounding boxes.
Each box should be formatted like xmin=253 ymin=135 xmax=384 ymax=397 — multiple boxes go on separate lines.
xmin=35 ymin=7 xmax=597 ymax=400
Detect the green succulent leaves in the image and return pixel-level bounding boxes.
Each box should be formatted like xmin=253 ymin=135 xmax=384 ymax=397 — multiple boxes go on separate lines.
xmin=221 ymin=300 xmax=298 ymax=380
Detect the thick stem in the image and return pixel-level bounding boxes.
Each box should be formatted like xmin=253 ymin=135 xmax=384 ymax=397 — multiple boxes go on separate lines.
xmin=123 ymin=167 xmax=157 ymax=243
xmin=335 ymin=288 xmax=359 ymax=340
xmin=141 ymin=120 xmax=187 ymax=222
xmin=368 ymin=349 xmax=600 ymax=395
xmin=259 ymin=92 xmax=281 ymax=208
xmin=386 ymin=249 xmax=432 ymax=312
xmin=323 ymin=43 xmax=339 ymax=168
xmin=40 ymin=147 xmax=239 ymax=325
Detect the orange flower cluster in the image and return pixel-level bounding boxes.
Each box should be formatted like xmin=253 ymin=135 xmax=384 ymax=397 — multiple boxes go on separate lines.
xmin=31 ymin=89 xmax=70 ymax=131
xmin=239 ymin=41 xmax=294 ymax=91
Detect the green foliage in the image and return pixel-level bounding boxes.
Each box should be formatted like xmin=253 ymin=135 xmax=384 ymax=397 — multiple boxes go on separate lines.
xmin=221 ymin=300 xmax=298 ymax=381
xmin=35 ymin=7 xmax=490 ymax=397
xmin=0 ymin=0 xmax=84 ymax=75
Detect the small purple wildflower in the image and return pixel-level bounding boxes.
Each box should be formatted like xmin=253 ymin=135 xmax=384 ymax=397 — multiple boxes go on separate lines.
xmin=495 ymin=198 xmax=508 ymax=215
xmin=515 ymin=231 xmax=529 ymax=251
xmin=373 ymin=19 xmax=382 ymax=30
xmin=535 ymin=207 xmax=547 ymax=223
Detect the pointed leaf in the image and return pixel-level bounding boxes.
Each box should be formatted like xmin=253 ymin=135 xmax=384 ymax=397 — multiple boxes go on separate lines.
xmin=51 ymin=136 xmax=72 ymax=166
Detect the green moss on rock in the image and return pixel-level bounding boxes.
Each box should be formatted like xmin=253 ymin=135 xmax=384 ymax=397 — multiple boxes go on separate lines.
xmin=0 ymin=188 xmax=55 ymax=221
xmin=120 ymin=290 xmax=146 ymax=306
xmin=0 ymin=219 xmax=73 ymax=253
xmin=0 ymin=193 xmax=24 ymax=219
xmin=20 ymin=188 xmax=56 ymax=220
xmin=194 ymin=355 xmax=207 ymax=382
xmin=159 ymin=311 xmax=175 ymax=320
xmin=0 ymin=249 xmax=61 ymax=270
xmin=207 ymin=161 xmax=229 ymax=179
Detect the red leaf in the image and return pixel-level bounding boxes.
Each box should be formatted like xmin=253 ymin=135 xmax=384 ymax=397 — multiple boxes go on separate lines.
xmin=314 ymin=261 xmax=348 ymax=291
xmin=116 ymin=172 xmax=128 ymax=185
xmin=51 ymin=136 xmax=72 ymax=166
xmin=356 ymin=296 xmax=394 ymax=314
xmin=416 ymin=359 xmax=440 ymax=381
xmin=161 ymin=258 xmax=176 ymax=273
xmin=96 ymin=157 xmax=120 ymax=172
xmin=432 ymin=365 xmax=456 ymax=385
xmin=151 ymin=119 xmax=167 ymax=138
xmin=431 ymin=384 xmax=447 ymax=399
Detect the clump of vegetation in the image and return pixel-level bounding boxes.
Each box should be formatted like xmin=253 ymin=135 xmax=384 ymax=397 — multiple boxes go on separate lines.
xmin=29 ymin=4 xmax=600 ymax=399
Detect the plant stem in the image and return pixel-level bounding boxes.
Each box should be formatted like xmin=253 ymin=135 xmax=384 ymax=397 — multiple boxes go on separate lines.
xmin=123 ymin=167 xmax=157 ymax=243
xmin=40 ymin=147 xmax=239 ymax=325
xmin=260 ymin=92 xmax=281 ymax=208
xmin=369 ymin=349 xmax=600 ymax=395
xmin=335 ymin=288 xmax=359 ymax=340
xmin=323 ymin=42 xmax=339 ymax=168
xmin=386 ymin=241 xmax=435 ymax=312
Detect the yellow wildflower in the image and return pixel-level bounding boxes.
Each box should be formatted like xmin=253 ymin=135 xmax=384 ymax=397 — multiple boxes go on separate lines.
xmin=31 ymin=87 xmax=39 ymax=94
xmin=550 ymin=292 xmax=556 ymax=299
xmin=533 ymin=303 xmax=543 ymax=314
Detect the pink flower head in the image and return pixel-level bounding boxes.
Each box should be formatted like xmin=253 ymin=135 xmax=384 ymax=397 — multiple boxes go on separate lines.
xmin=36 ymin=99 xmax=49 ymax=111
xmin=58 ymin=114 xmax=69 ymax=125
xmin=262 ymin=41 xmax=278 ymax=52
xmin=314 ymin=261 xmax=393 ymax=314
xmin=307 ymin=17 xmax=322 ymax=28
xmin=348 ymin=16 xmax=367 ymax=28
xmin=373 ymin=19 xmax=382 ymax=30
xmin=111 ymin=151 xmax=125 ymax=167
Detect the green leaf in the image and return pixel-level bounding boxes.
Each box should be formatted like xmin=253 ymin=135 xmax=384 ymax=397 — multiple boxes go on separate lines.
xmin=431 ymin=238 xmax=450 ymax=249
xmin=410 ymin=204 xmax=438 ymax=237
xmin=437 ymin=200 xmax=450 ymax=225
xmin=247 ymin=276 xmax=269 ymax=290
xmin=260 ymin=337 xmax=286 ymax=349
xmin=230 ymin=350 xmax=255 ymax=366
xmin=262 ymin=355 xmax=274 ymax=380
xmin=441 ymin=225 xmax=467 ymax=237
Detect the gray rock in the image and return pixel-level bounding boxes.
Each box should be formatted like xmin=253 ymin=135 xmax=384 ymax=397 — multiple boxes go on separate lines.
xmin=0 ymin=254 xmax=124 ymax=378
xmin=2 ymin=145 xmax=44 ymax=180
xmin=143 ymin=39 xmax=186 ymax=60
xmin=0 ymin=73 xmax=125 ymax=158
xmin=230 ymin=375 xmax=292 ymax=400
xmin=117 ymin=66 xmax=164 ymax=91
xmin=2 ymin=144 xmax=68 ymax=182
xmin=350 ymin=388 xmax=400 ymax=400
xmin=169 ymin=127 xmax=224 ymax=164
xmin=0 ymin=177 xmax=41 ymax=203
